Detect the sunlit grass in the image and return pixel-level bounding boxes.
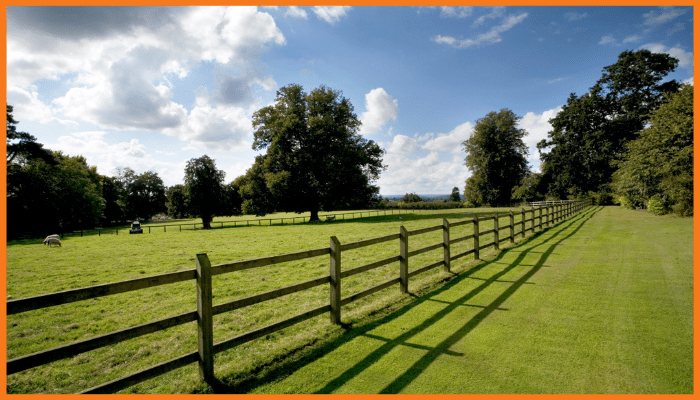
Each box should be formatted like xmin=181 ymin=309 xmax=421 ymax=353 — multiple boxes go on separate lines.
xmin=7 ymin=206 xmax=570 ymax=393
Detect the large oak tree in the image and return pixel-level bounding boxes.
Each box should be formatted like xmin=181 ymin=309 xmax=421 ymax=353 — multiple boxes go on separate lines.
xmin=244 ymin=84 xmax=385 ymax=221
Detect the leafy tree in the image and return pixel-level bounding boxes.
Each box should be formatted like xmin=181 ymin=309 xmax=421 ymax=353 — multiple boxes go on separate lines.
xmin=449 ymin=187 xmax=461 ymax=202
xmin=126 ymin=171 xmax=167 ymax=220
xmin=219 ymin=181 xmax=243 ymax=217
xmin=612 ymin=84 xmax=693 ymax=215
xmin=463 ymin=109 xmax=529 ymax=206
xmin=6 ymin=105 xmax=54 ymax=165
xmin=166 ymin=184 xmax=189 ymax=219
xmin=7 ymin=151 xmax=104 ymax=237
xmin=538 ymin=50 xmax=680 ymax=197
xmin=401 ymin=192 xmax=423 ymax=203
xmin=249 ymin=84 xmax=385 ymax=221
xmin=184 ymin=155 xmax=225 ymax=229
xmin=102 ymin=176 xmax=127 ymax=224
xmin=511 ymin=172 xmax=546 ymax=203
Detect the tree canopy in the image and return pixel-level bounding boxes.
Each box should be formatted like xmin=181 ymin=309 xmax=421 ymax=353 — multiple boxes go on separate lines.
xmin=449 ymin=187 xmax=461 ymax=202
xmin=244 ymin=84 xmax=385 ymax=221
xmin=538 ymin=50 xmax=680 ymax=197
xmin=463 ymin=109 xmax=529 ymax=206
xmin=612 ymin=84 xmax=693 ymax=215
xmin=401 ymin=192 xmax=423 ymax=203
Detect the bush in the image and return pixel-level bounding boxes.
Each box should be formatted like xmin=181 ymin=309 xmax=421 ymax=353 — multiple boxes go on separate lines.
xmin=646 ymin=196 xmax=668 ymax=216
xmin=618 ymin=196 xmax=634 ymax=210
xmin=588 ymin=191 xmax=615 ymax=206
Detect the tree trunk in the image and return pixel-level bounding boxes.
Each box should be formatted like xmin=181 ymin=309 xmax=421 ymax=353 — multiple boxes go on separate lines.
xmin=309 ymin=209 xmax=320 ymax=222
xmin=202 ymin=215 xmax=212 ymax=229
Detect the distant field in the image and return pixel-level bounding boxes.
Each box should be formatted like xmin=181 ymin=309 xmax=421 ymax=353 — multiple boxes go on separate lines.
xmin=7 ymin=206 xmax=691 ymax=394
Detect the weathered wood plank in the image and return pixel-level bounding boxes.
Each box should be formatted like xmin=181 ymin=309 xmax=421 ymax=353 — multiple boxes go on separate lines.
xmin=449 ymin=234 xmax=473 ymax=245
xmin=479 ymin=241 xmax=496 ymax=250
xmin=407 ymin=242 xmax=443 ymax=258
xmin=450 ymin=249 xmax=475 ymax=261
xmin=211 ymin=247 xmax=330 ymax=276
xmin=340 ymin=233 xmax=400 ymax=251
xmin=400 ymin=226 xmax=408 ymax=293
xmin=407 ymin=260 xmax=444 ymax=279
xmin=81 ymin=351 xmax=199 ymax=394
xmin=329 ymin=237 xmax=341 ymax=325
xmin=196 ymin=254 xmax=214 ymax=383
xmin=212 ymin=305 xmax=331 ymax=354
xmin=407 ymin=225 xmax=442 ymax=237
xmin=212 ymin=276 xmax=331 ymax=316
xmin=7 ymin=269 xmax=197 ymax=315
xmin=450 ymin=219 xmax=471 ymax=227
xmin=340 ymin=256 xmax=400 ymax=279
xmin=7 ymin=311 xmax=198 ymax=375
xmin=339 ymin=277 xmax=401 ymax=306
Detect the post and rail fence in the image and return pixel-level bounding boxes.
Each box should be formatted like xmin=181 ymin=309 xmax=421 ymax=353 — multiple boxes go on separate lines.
xmin=6 ymin=199 xmax=592 ymax=393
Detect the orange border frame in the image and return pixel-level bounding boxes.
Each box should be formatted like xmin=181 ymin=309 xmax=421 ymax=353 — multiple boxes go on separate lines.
xmin=0 ymin=2 xmax=696 ymax=399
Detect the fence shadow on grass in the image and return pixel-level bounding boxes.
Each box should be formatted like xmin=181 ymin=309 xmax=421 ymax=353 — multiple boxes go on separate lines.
xmin=206 ymin=206 xmax=602 ymax=394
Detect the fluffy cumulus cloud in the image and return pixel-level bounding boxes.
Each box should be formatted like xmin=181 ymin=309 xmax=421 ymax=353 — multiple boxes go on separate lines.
xmin=517 ymin=106 xmax=562 ymax=171
xmin=7 ymin=85 xmax=77 ymax=125
xmin=285 ymin=6 xmax=308 ymax=19
xmin=312 ymin=6 xmax=351 ymax=24
xmin=433 ymin=11 xmax=528 ymax=48
xmin=386 ymin=134 xmax=417 ymax=154
xmin=378 ymin=152 xmax=469 ymax=194
xmin=640 ymin=43 xmax=693 ymax=69
xmin=7 ymin=6 xmax=285 ymax=149
xmin=48 ymin=130 xmax=186 ymax=184
xmin=359 ymin=88 xmax=399 ymax=136
xmin=419 ymin=122 xmax=474 ymax=153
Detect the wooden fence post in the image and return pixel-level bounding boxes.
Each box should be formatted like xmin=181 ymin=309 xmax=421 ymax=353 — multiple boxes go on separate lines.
xmin=329 ymin=236 xmax=341 ymax=325
xmin=473 ymin=217 xmax=480 ymax=260
xmin=521 ymin=209 xmax=525 ymax=237
xmin=400 ymin=226 xmax=409 ymax=293
xmin=493 ymin=213 xmax=499 ymax=250
xmin=509 ymin=211 xmax=514 ymax=243
xmin=196 ymin=253 xmax=214 ymax=384
xmin=443 ymin=218 xmax=450 ymax=273
xmin=538 ymin=207 xmax=543 ymax=230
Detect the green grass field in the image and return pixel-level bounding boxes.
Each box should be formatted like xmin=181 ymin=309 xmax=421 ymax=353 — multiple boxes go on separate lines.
xmin=6 ymin=206 xmax=692 ymax=393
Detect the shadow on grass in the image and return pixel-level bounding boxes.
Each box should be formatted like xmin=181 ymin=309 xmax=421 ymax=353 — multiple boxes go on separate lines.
xmin=208 ymin=207 xmax=603 ymax=394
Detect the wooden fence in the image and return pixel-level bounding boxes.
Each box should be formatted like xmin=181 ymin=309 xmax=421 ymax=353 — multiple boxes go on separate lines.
xmin=6 ymin=199 xmax=592 ymax=393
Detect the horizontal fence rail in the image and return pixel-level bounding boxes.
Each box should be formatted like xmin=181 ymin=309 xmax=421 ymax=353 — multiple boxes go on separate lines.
xmin=7 ymin=199 xmax=592 ymax=393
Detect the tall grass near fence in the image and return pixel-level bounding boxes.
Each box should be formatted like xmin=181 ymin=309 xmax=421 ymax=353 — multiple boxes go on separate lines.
xmin=7 ymin=203 xmax=587 ymax=393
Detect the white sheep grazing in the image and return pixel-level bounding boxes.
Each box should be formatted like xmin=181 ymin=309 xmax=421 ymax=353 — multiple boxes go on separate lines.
xmin=44 ymin=237 xmax=62 ymax=247
xmin=44 ymin=234 xmax=60 ymax=245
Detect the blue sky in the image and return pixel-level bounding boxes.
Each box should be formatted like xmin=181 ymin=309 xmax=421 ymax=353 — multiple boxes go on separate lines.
xmin=6 ymin=6 xmax=694 ymax=195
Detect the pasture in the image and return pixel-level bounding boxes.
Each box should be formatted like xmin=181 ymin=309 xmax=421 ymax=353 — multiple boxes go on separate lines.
xmin=6 ymin=206 xmax=693 ymax=393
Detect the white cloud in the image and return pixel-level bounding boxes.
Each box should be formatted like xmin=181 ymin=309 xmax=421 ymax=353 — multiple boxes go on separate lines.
xmin=359 ymin=88 xmax=399 ymax=136
xmin=8 ymin=6 xmax=286 ymax=151
xmin=518 ymin=106 xmax=563 ymax=172
xmin=378 ymin=151 xmax=469 ymax=195
xmin=564 ymin=12 xmax=587 ymax=21
xmin=640 ymin=43 xmax=694 ymax=69
xmin=433 ymin=12 xmax=528 ymax=48
xmin=548 ymin=78 xmax=565 ymax=84
xmin=643 ymin=6 xmax=689 ymax=26
xmin=312 ymin=6 xmax=351 ymax=24
xmin=440 ymin=6 xmax=473 ymax=18
xmin=420 ymin=122 xmax=474 ymax=154
xmin=622 ymin=35 xmax=642 ymax=43
xmin=386 ymin=135 xmax=417 ymax=154
xmin=667 ymin=22 xmax=685 ymax=36
xmin=48 ymin=131 xmax=187 ymax=185
xmin=473 ymin=7 xmax=505 ymax=26
xmin=599 ymin=35 xmax=616 ymax=45
xmin=285 ymin=6 xmax=308 ymax=19
xmin=682 ymin=76 xmax=693 ymax=86
xmin=7 ymin=85 xmax=78 ymax=125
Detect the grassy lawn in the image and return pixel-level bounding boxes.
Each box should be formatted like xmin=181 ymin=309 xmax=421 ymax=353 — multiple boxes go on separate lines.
xmin=235 ymin=206 xmax=693 ymax=394
xmin=6 ymin=206 xmax=691 ymax=393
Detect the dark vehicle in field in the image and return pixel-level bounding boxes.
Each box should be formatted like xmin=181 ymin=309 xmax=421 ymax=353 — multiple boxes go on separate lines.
xmin=129 ymin=220 xmax=143 ymax=234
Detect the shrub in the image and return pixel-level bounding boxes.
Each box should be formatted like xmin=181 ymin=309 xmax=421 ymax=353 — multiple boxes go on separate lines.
xmin=646 ymin=196 xmax=669 ymax=216
xmin=618 ymin=196 xmax=634 ymax=210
